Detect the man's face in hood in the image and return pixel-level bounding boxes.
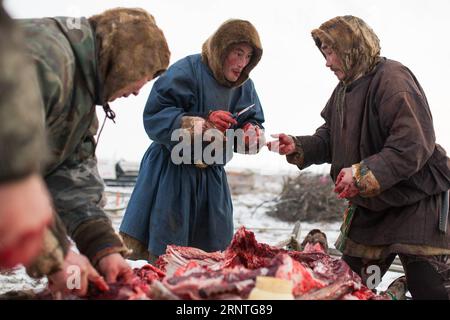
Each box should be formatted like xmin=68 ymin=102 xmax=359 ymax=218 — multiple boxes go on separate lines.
xmin=223 ymin=43 xmax=253 ymax=83
xmin=312 ymin=16 xmax=381 ymax=84
xmin=321 ymin=43 xmax=346 ymax=81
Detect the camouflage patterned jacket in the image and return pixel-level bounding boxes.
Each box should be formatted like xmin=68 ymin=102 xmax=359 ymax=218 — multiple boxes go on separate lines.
xmin=0 ymin=2 xmax=71 ymax=275
xmin=0 ymin=8 xmax=47 ymax=183
xmin=18 ymin=17 xmax=127 ymax=265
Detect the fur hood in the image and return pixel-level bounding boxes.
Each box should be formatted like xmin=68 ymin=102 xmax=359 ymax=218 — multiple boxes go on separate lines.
xmin=202 ymin=19 xmax=262 ymax=88
xmin=89 ymin=8 xmax=170 ymax=102
xmin=311 ymin=15 xmax=380 ymax=84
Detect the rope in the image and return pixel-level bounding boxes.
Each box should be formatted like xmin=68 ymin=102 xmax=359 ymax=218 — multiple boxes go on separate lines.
xmin=96 ymin=103 xmax=116 ymax=148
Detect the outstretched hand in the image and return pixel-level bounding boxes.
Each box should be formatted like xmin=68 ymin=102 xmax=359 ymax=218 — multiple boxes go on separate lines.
xmin=266 ymin=133 xmax=296 ymax=155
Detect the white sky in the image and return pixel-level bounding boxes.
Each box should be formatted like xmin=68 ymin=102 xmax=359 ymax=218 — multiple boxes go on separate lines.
xmin=5 ymin=0 xmax=450 ymax=174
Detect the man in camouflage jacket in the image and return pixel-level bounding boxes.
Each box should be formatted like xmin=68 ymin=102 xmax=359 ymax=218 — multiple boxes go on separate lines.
xmin=0 ymin=0 xmax=54 ymax=269
xmin=16 ymin=8 xmax=170 ymax=284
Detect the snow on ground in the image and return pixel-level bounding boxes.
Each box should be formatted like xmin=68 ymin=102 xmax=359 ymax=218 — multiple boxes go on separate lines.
xmin=0 ymin=267 xmax=48 ymax=296
xmin=0 ymin=173 xmax=404 ymax=297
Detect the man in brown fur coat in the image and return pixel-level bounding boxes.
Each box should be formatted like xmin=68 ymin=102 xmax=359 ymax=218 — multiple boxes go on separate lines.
xmin=268 ymin=15 xmax=450 ymax=299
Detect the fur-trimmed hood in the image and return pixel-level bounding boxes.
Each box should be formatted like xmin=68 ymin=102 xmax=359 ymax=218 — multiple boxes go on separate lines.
xmin=311 ymin=15 xmax=380 ymax=84
xmin=89 ymin=8 xmax=170 ymax=102
xmin=201 ymin=19 xmax=262 ymax=88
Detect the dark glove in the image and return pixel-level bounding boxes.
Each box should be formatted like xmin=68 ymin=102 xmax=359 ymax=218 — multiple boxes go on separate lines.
xmin=206 ymin=110 xmax=237 ymax=132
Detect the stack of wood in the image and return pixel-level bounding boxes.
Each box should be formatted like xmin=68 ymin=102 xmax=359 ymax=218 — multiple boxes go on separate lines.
xmin=268 ymin=172 xmax=347 ymax=222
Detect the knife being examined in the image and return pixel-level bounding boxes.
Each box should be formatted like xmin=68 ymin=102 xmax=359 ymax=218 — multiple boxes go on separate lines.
xmin=232 ymin=104 xmax=255 ymax=119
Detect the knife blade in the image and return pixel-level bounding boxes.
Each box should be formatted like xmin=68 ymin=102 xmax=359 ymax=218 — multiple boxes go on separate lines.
xmin=232 ymin=104 xmax=255 ymax=119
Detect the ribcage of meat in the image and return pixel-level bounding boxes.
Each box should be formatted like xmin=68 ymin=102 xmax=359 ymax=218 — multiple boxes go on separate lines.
xmin=150 ymin=227 xmax=383 ymax=300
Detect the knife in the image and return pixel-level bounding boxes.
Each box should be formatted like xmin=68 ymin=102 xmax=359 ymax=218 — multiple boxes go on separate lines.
xmin=439 ymin=190 xmax=449 ymax=233
xmin=232 ymin=104 xmax=255 ymax=119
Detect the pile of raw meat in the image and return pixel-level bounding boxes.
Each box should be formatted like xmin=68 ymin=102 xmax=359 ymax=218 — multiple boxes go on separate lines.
xmin=85 ymin=227 xmax=386 ymax=300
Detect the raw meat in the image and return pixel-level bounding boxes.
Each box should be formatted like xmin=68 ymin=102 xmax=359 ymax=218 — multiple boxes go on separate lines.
xmin=5 ymin=227 xmax=384 ymax=300
xmin=151 ymin=227 xmax=382 ymax=300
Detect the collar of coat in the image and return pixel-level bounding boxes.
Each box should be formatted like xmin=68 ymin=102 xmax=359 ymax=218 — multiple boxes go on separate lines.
xmin=201 ymin=19 xmax=263 ymax=88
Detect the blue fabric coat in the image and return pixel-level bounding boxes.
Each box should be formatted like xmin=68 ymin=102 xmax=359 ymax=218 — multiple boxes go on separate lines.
xmin=120 ymin=54 xmax=265 ymax=256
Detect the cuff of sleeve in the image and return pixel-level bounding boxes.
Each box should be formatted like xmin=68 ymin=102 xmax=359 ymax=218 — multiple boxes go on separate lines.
xmin=352 ymin=162 xmax=381 ymax=197
xmin=180 ymin=116 xmax=206 ymax=137
xmin=26 ymin=228 xmax=65 ymax=278
xmin=90 ymin=245 xmax=131 ymax=267
xmin=71 ymin=218 xmax=130 ymax=266
xmin=286 ymin=136 xmax=305 ymax=168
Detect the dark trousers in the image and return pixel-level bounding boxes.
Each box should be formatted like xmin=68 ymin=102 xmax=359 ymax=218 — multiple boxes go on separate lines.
xmin=342 ymin=254 xmax=450 ymax=300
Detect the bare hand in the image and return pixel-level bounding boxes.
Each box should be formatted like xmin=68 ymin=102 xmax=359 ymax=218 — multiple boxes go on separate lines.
xmin=48 ymin=250 xmax=109 ymax=298
xmin=266 ymin=133 xmax=296 ymax=155
xmin=334 ymin=167 xmax=359 ymax=199
xmin=97 ymin=253 xmax=133 ymax=284
xmin=207 ymin=110 xmax=237 ymax=132
xmin=242 ymin=123 xmax=265 ymax=152
xmin=0 ymin=175 xmax=52 ymax=268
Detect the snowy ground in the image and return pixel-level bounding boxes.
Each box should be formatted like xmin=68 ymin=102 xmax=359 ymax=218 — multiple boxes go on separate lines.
xmin=0 ymin=172 xmax=404 ymax=297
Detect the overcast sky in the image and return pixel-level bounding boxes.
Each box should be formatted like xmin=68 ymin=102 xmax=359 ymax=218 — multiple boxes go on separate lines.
xmin=5 ymin=0 xmax=450 ymax=174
